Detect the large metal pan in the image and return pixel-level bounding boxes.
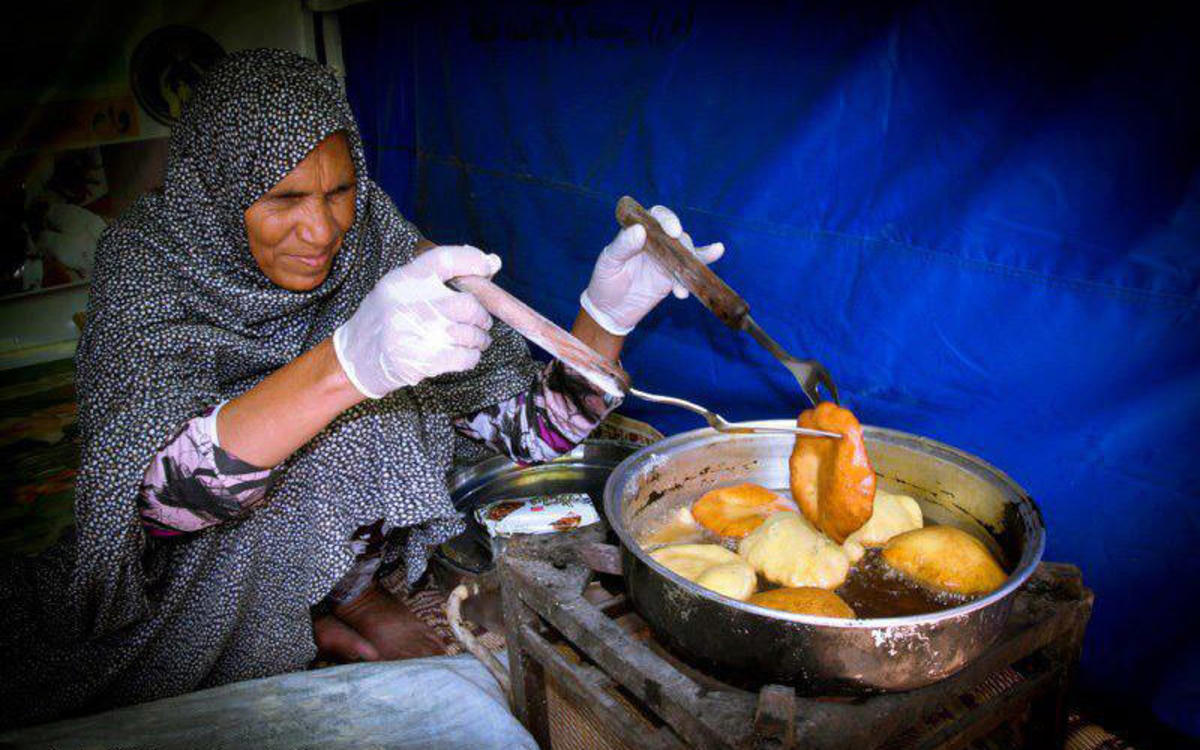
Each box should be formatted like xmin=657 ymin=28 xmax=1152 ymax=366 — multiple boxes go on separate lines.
xmin=603 ymin=422 xmax=1045 ymax=693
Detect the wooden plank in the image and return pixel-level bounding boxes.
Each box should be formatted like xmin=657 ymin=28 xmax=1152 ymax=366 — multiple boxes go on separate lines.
xmin=499 ymin=558 xmax=553 ymax=746
xmin=576 ymin=542 xmax=624 ymax=575
xmin=753 ymin=685 xmax=796 ymax=749
xmin=519 ymin=623 xmax=685 ymax=750
xmin=790 ymin=598 xmax=1091 ymax=749
xmin=500 ymin=544 xmax=1092 ymax=750
xmin=785 ymin=567 xmax=1092 ymax=750
xmin=508 ymin=556 xmax=757 ymax=749
xmin=1026 ymin=605 xmax=1092 ymax=747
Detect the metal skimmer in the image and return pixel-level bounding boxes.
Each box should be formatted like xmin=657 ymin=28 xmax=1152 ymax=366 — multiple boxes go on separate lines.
xmin=628 ymin=387 xmax=840 ymax=438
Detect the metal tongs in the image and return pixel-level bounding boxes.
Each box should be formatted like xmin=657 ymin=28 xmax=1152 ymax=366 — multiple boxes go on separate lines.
xmin=615 ymin=197 xmax=839 ymax=407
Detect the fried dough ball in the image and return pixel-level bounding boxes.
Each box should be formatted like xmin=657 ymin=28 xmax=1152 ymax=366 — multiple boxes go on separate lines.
xmin=845 ymin=491 xmax=923 ymax=548
xmin=738 ymin=511 xmax=851 ymax=590
xmin=640 ymin=506 xmax=707 ymax=548
xmin=695 ymin=561 xmax=758 ymax=601
xmin=691 ymin=482 xmax=798 ymax=539
xmin=882 ymin=526 xmax=1007 ymax=596
xmin=748 ymin=587 xmax=856 ymax=619
xmin=841 ymin=491 xmax=923 ymax=563
xmin=790 ymin=403 xmax=876 ymax=543
xmin=650 ymin=543 xmax=739 ymax=579
xmin=649 ymin=544 xmax=757 ymax=600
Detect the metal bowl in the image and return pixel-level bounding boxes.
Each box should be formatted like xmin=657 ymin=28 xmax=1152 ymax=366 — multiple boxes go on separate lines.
xmin=437 ymin=440 xmax=639 ymax=576
xmin=603 ymin=422 xmax=1045 ymax=693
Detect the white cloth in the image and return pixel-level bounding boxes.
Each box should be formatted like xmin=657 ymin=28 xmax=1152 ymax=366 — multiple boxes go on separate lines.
xmin=0 ymin=654 xmax=536 ymax=750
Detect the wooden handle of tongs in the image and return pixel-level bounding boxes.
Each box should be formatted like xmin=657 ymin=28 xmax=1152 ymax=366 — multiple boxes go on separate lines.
xmin=615 ymin=196 xmax=750 ymax=331
xmin=448 ymin=274 xmax=631 ymax=399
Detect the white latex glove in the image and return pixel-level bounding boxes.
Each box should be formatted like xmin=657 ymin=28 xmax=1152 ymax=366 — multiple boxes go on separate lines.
xmin=333 ymin=245 xmax=500 ymax=398
xmin=580 ymin=205 xmax=725 ymax=335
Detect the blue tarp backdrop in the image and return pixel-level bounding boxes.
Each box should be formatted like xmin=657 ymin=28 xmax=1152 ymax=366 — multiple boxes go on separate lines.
xmin=339 ymin=0 xmax=1200 ymax=735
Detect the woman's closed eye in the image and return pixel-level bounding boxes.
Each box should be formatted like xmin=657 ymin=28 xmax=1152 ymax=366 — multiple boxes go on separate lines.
xmin=266 ymin=192 xmax=305 ymax=208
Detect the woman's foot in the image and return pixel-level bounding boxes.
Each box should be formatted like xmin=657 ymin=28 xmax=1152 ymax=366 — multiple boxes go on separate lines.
xmin=333 ymin=583 xmax=447 ymax=660
xmin=312 ymin=612 xmax=380 ymax=663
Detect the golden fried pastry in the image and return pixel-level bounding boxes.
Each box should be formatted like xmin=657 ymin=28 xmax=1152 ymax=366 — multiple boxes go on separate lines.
xmin=748 ymin=587 xmax=856 ymax=619
xmin=790 ymin=402 xmax=876 ymax=544
xmin=882 ymin=526 xmax=1007 ymax=596
xmin=650 ymin=543 xmax=739 ymax=579
xmin=841 ymin=491 xmax=921 ymax=563
xmin=695 ymin=561 xmax=758 ymax=601
xmin=640 ymin=506 xmax=707 ymax=548
xmin=649 ymin=544 xmax=757 ymax=600
xmin=845 ymin=491 xmax=923 ymax=548
xmin=691 ymin=482 xmax=798 ymax=539
xmin=738 ymin=511 xmax=851 ymax=590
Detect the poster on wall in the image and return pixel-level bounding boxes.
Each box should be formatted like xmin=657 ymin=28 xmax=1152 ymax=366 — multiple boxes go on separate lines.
xmin=130 ymin=25 xmax=226 ymax=127
xmin=0 ymin=25 xmax=223 ymax=299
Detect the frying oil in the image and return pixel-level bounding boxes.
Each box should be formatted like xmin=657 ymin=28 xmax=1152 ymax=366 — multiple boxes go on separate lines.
xmin=836 ymin=548 xmax=973 ymax=618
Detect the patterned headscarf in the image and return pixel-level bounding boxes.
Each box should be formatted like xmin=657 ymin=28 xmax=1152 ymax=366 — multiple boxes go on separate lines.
xmin=0 ymin=49 xmax=537 ymax=727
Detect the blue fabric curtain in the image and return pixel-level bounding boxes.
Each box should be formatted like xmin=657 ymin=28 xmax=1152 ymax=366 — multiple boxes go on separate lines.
xmin=340 ymin=0 xmax=1200 ymax=735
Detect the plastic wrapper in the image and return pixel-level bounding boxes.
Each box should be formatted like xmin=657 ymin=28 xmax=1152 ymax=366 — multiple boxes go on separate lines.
xmin=475 ymin=493 xmax=598 ymax=536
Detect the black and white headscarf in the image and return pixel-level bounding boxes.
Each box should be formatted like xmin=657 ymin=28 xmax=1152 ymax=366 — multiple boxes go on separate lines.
xmin=0 ymin=49 xmax=537 ymax=728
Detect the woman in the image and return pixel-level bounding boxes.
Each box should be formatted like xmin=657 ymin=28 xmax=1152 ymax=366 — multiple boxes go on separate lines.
xmin=0 ymin=49 xmax=723 ymax=732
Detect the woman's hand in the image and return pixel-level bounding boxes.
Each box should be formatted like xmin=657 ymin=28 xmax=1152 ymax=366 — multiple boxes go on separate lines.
xmin=333 ymin=245 xmax=500 ymax=398
xmin=579 ymin=205 xmax=725 ymax=335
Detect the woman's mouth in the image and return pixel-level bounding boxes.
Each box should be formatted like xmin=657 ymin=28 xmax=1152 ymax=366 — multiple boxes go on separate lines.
xmin=291 ymin=252 xmax=330 ymax=270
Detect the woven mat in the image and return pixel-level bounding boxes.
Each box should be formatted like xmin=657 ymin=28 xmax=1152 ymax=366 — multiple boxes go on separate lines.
xmin=398 ymin=584 xmax=507 ymax=657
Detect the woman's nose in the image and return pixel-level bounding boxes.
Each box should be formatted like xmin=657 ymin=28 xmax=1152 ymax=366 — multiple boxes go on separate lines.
xmin=298 ymin=199 xmax=340 ymax=247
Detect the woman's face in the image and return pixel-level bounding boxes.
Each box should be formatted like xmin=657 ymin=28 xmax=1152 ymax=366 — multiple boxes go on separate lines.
xmin=244 ymin=132 xmax=357 ymax=291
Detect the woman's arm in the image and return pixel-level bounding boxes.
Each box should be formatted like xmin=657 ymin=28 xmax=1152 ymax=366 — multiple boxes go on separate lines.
xmin=138 ymin=339 xmax=360 ymax=536
xmin=216 ymin=338 xmax=363 ymax=468
xmin=139 ymin=407 xmax=278 ymax=535
xmin=138 ymin=245 xmax=502 ymax=536
xmin=219 ymin=243 xmax=501 ymax=468
xmin=447 ymin=291 xmax=626 ymax=464
xmin=450 ymin=206 xmax=721 ymax=464
xmin=570 ymin=307 xmax=624 ymax=361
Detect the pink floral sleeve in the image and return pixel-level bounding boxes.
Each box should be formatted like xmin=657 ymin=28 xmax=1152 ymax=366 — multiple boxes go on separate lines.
xmin=452 ymin=359 xmax=621 ymax=464
xmin=138 ymin=403 xmax=278 ymax=537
